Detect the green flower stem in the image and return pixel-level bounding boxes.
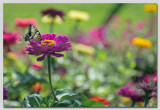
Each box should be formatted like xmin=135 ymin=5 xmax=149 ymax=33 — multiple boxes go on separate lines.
xmin=50 ymin=20 xmax=54 ymax=33
xmin=104 ymin=4 xmax=123 ymax=26
xmin=70 ymin=20 xmax=80 ymax=36
xmin=74 ymin=20 xmax=80 ymax=33
xmin=47 ymin=54 xmax=58 ymax=101
xmin=130 ymin=100 xmax=136 ymax=107
xmin=144 ymin=91 xmax=150 ymax=107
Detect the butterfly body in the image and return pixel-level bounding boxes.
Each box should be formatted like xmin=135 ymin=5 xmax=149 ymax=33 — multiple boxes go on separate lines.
xmin=24 ymin=24 xmax=42 ymax=41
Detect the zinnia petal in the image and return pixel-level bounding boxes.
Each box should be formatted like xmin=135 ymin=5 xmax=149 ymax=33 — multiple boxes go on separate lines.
xmin=52 ymin=53 xmax=64 ymax=57
xmin=37 ymin=55 xmax=46 ymax=61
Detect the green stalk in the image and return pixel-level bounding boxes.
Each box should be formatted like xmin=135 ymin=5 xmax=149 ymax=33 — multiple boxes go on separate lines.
xmin=70 ymin=20 xmax=80 ymax=36
xmin=47 ymin=54 xmax=58 ymax=101
xmin=74 ymin=20 xmax=80 ymax=33
xmin=130 ymin=100 xmax=136 ymax=107
xmin=144 ymin=91 xmax=150 ymax=107
xmin=50 ymin=20 xmax=54 ymax=33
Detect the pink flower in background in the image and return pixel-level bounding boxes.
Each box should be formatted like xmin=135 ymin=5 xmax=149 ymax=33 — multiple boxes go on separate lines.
xmin=136 ymin=21 xmax=144 ymax=30
xmin=143 ymin=73 xmax=157 ymax=84
xmin=153 ymin=75 xmax=157 ymax=82
xmin=3 ymin=24 xmax=19 ymax=46
xmin=15 ymin=18 xmax=37 ymax=28
xmin=31 ymin=63 xmax=43 ymax=69
xmin=76 ymin=33 xmax=94 ymax=46
xmin=89 ymin=27 xmax=108 ymax=44
xmin=21 ymin=47 xmax=26 ymax=55
xmin=26 ymin=33 xmax=72 ymax=61
xmin=3 ymin=24 xmax=20 ymax=52
xmin=118 ymin=86 xmax=144 ymax=102
xmin=122 ymin=32 xmax=129 ymax=39
xmin=111 ymin=15 xmax=121 ymax=30
xmin=3 ymin=32 xmax=19 ymax=46
xmin=126 ymin=81 xmax=134 ymax=87
xmin=76 ymin=27 xmax=109 ymax=48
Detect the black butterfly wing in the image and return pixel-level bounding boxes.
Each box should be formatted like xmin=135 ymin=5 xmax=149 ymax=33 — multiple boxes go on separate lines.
xmin=24 ymin=24 xmax=42 ymax=41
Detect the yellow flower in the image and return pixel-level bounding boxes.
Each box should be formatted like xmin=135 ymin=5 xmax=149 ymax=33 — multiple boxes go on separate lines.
xmin=132 ymin=37 xmax=152 ymax=48
xmin=68 ymin=10 xmax=89 ymax=21
xmin=74 ymin=43 xmax=95 ymax=55
xmin=144 ymin=4 xmax=157 ymax=12
xmin=122 ymin=97 xmax=131 ymax=103
xmin=4 ymin=59 xmax=9 ymax=66
xmin=42 ymin=15 xmax=63 ymax=24
xmin=136 ymin=102 xmax=144 ymax=107
xmin=7 ymin=52 xmax=17 ymax=60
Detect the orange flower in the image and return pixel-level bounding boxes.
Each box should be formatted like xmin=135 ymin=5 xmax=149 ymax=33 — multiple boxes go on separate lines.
xmin=89 ymin=96 xmax=110 ymax=106
xmin=30 ymin=82 xmax=44 ymax=93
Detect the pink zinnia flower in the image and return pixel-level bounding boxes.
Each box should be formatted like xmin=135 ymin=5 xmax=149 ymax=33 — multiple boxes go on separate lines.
xmin=76 ymin=33 xmax=94 ymax=46
xmin=76 ymin=27 xmax=109 ymax=48
xmin=3 ymin=32 xmax=19 ymax=46
xmin=118 ymin=86 xmax=144 ymax=102
xmin=15 ymin=18 xmax=37 ymax=28
xmin=89 ymin=27 xmax=108 ymax=44
xmin=143 ymin=73 xmax=157 ymax=83
xmin=31 ymin=63 xmax=43 ymax=69
xmin=126 ymin=81 xmax=134 ymax=87
xmin=26 ymin=33 xmax=72 ymax=61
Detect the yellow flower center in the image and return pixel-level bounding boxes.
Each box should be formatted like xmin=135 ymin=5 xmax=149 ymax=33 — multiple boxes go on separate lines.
xmin=41 ymin=40 xmax=55 ymax=46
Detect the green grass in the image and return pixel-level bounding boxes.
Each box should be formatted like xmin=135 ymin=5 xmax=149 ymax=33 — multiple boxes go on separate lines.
xmin=3 ymin=3 xmax=150 ymax=35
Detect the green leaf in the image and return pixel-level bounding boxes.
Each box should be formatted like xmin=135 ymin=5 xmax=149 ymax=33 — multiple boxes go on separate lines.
xmin=47 ymin=95 xmax=55 ymax=107
xmin=73 ymin=99 xmax=82 ymax=107
xmin=77 ymin=93 xmax=104 ymax=107
xmin=23 ymin=94 xmax=43 ymax=107
xmin=51 ymin=100 xmax=75 ymax=107
xmin=77 ymin=93 xmax=88 ymax=101
xmin=55 ymin=89 xmax=76 ymax=101
xmin=82 ymin=100 xmax=104 ymax=107
xmin=40 ymin=94 xmax=56 ymax=107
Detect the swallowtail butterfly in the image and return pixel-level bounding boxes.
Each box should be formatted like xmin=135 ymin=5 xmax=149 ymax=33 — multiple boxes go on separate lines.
xmin=24 ymin=24 xmax=42 ymax=41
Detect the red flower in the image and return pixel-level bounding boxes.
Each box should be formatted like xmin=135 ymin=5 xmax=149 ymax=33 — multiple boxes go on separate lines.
xmin=89 ymin=96 xmax=110 ymax=106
